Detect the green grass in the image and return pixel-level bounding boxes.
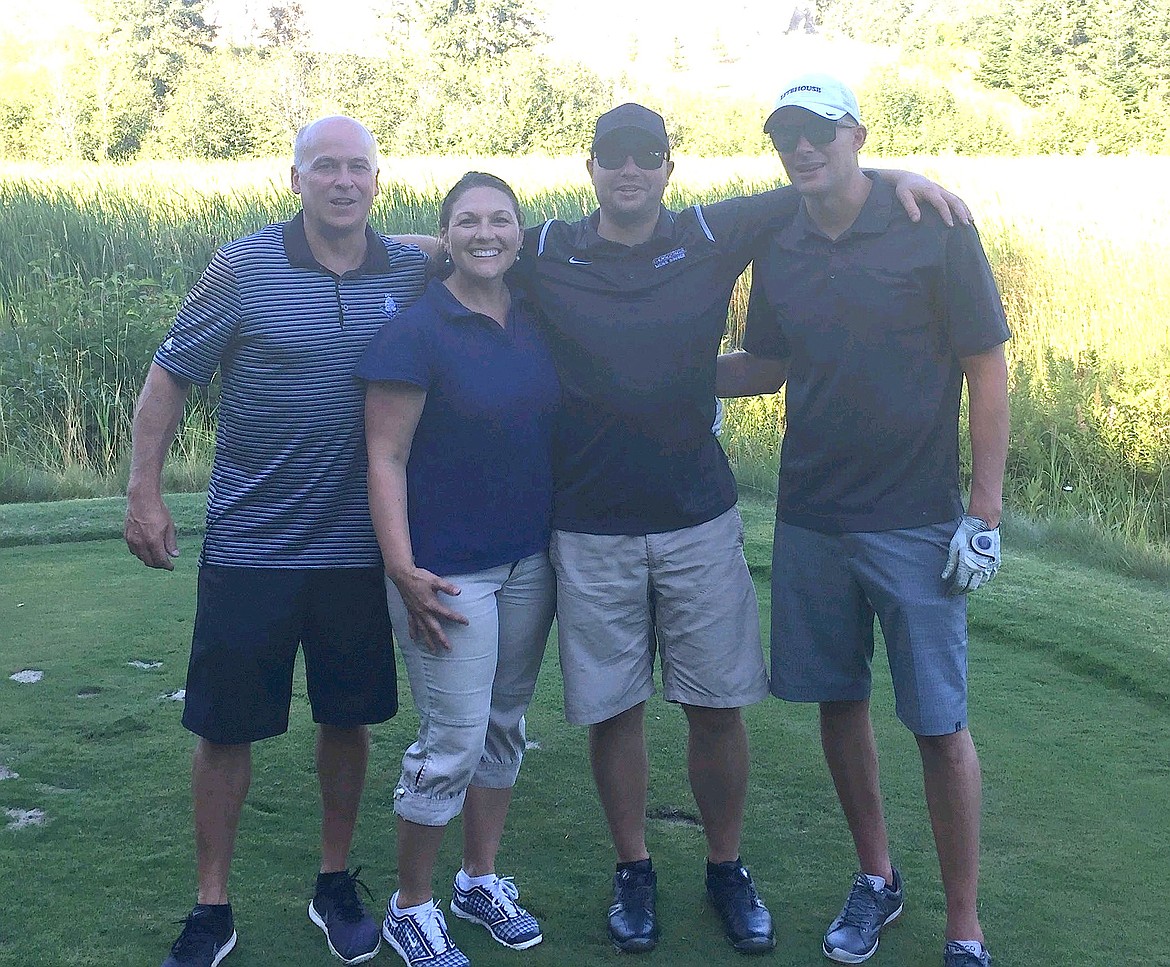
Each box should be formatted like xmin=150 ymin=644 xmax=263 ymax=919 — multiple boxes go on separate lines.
xmin=1 ymin=494 xmax=1168 ymax=965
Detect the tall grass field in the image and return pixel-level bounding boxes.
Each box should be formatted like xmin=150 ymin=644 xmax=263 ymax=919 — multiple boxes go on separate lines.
xmin=0 ymin=156 xmax=1167 ymax=548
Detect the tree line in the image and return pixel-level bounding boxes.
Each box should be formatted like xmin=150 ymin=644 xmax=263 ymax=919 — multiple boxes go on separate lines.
xmin=0 ymin=0 xmax=1167 ymax=161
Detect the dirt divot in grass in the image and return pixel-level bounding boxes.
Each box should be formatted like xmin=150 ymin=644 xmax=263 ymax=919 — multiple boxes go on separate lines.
xmin=163 ymin=689 xmax=185 ymax=701
xmin=77 ymin=686 xmax=103 ymax=698
xmin=3 ymin=808 xmax=46 ymax=830
xmin=83 ymin=715 xmax=148 ymax=741
xmin=128 ymin=660 xmax=162 ymax=669
xmin=647 ymin=805 xmax=703 ymax=828
xmin=0 ymin=766 xmax=17 ymax=781
xmin=8 ymin=670 xmax=42 ymax=683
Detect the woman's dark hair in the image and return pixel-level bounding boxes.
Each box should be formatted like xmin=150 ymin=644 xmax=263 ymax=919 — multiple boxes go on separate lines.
xmin=438 ymin=171 xmax=524 ymax=231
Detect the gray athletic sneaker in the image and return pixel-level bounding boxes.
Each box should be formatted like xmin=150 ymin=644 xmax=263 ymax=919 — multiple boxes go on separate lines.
xmin=944 ymin=940 xmax=991 ymax=967
xmin=451 ymin=873 xmax=542 ymax=949
xmin=822 ymin=868 xmax=904 ymax=963
xmin=381 ymin=897 xmax=469 ymax=967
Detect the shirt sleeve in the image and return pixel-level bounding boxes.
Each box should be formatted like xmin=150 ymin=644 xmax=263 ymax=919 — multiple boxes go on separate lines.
xmin=943 ymin=224 xmax=1012 ymax=358
xmin=696 ymin=186 xmax=801 ymax=255
xmin=153 ymin=247 xmax=243 ymax=387
xmin=353 ymin=305 xmax=434 ymax=390
xmin=742 ymin=249 xmax=791 ymax=360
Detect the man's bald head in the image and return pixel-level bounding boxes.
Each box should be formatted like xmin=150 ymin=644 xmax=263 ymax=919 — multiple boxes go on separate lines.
xmin=293 ymin=116 xmax=378 ymax=173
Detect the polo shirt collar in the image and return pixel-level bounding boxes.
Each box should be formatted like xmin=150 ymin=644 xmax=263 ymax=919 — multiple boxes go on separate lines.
xmin=788 ymin=173 xmax=893 ymax=243
xmin=426 ymin=277 xmax=523 ymax=327
xmin=282 ymin=211 xmax=391 ymax=276
xmin=579 ymin=206 xmax=677 ymax=251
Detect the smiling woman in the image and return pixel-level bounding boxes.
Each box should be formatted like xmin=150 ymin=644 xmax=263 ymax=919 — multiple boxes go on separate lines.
xmin=357 ymin=173 xmax=562 ymax=966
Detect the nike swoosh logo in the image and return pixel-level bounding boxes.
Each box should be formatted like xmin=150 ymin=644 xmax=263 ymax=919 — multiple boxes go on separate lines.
xmin=568 ymin=257 xmax=592 ymax=265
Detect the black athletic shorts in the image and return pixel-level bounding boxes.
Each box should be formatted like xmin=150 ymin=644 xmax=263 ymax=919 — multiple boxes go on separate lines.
xmin=181 ymin=565 xmax=397 ymax=743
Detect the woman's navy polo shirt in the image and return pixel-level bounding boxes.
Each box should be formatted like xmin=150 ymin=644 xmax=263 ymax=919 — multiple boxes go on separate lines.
xmin=356 ymin=278 xmax=560 ymax=577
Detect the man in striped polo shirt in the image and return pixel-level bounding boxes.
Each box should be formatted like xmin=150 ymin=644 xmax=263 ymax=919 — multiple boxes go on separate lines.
xmin=124 ymin=116 xmax=427 ymax=967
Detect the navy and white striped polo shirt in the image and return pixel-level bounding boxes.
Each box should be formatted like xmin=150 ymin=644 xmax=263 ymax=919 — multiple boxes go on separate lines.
xmin=155 ymin=213 xmax=428 ymax=568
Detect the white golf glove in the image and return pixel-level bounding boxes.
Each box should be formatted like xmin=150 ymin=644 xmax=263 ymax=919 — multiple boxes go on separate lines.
xmin=941 ymin=515 xmax=1001 ymax=595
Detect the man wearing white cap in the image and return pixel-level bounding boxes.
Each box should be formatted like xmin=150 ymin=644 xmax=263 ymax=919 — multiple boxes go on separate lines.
xmin=717 ymin=74 xmax=1009 ymax=967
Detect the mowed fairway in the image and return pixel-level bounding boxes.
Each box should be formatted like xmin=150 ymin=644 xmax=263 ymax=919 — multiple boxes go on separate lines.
xmin=1 ymin=495 xmax=1168 ymax=967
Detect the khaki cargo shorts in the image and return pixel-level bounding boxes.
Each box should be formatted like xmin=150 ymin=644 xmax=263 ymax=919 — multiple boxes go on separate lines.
xmin=549 ymin=507 xmax=769 ymax=725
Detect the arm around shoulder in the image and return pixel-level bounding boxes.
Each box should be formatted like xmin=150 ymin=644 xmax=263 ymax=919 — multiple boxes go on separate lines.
xmin=873 ymin=168 xmax=972 ymax=227
xmin=716 ymin=350 xmax=788 ymax=398
xmin=390 ymin=234 xmax=440 ymax=258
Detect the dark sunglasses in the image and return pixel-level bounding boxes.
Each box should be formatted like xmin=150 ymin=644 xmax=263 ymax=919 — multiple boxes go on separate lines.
xmin=768 ymin=116 xmax=851 ymax=153
xmin=592 ymin=145 xmax=667 ymax=170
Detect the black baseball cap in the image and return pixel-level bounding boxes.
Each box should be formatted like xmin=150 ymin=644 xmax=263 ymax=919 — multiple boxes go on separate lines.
xmin=592 ymin=103 xmax=669 ymax=153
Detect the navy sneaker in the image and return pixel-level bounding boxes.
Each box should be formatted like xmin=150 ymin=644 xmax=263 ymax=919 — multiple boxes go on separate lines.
xmin=382 ymin=896 xmax=470 ymax=967
xmin=823 ymin=869 xmax=904 ymax=963
xmin=308 ymin=868 xmax=381 ymax=964
xmin=705 ymin=861 xmax=776 ymax=954
xmin=161 ymin=905 xmax=237 ymax=967
xmin=451 ymin=873 xmax=542 ymax=949
xmin=944 ymin=941 xmax=992 ymax=967
xmin=607 ymin=863 xmax=659 ymax=952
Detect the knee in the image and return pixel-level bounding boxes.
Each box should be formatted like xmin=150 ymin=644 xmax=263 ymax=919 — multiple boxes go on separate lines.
xmin=819 ymin=699 xmax=868 ymax=724
xmin=196 ymin=737 xmax=252 ymax=761
xmin=683 ymin=704 xmax=742 ymax=739
xmin=319 ymin=723 xmax=368 ymax=743
xmin=591 ymin=702 xmax=645 ymax=740
xmin=916 ymin=729 xmax=977 ymax=769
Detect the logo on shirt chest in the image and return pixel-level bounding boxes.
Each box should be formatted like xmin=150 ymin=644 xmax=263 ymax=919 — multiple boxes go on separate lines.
xmin=382 ymin=295 xmax=399 ymax=318
xmin=653 ymin=247 xmax=687 ymax=268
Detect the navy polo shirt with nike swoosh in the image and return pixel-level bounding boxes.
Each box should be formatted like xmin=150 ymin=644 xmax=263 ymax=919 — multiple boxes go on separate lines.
xmin=514 ymin=188 xmax=800 ymax=535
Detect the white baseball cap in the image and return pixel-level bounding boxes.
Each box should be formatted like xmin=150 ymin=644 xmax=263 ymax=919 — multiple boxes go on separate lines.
xmin=764 ymin=73 xmax=862 ymax=131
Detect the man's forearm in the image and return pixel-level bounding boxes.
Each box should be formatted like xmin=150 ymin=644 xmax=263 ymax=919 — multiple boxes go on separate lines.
xmin=126 ymin=363 xmax=190 ymax=501
xmin=964 ymin=349 xmax=1010 ymax=527
xmin=390 ymin=234 xmax=440 ymax=258
xmin=716 ymin=350 xmax=788 ymax=398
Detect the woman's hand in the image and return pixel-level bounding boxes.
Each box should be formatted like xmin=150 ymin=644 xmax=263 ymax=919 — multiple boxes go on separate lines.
xmin=390 ymin=566 xmax=469 ymax=653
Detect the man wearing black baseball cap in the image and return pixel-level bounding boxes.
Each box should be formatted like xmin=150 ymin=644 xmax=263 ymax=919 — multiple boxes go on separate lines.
xmin=507 ymin=101 xmax=972 ymax=956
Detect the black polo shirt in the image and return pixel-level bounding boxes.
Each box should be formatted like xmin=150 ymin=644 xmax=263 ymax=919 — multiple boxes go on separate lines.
xmin=515 ymin=188 xmax=799 ymax=535
xmin=743 ymin=176 xmax=1010 ymax=534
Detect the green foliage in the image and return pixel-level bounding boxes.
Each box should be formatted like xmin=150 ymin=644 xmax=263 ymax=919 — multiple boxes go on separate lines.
xmin=0 ymin=0 xmax=1167 ymax=159
xmin=423 ymin=0 xmax=549 ymax=63
xmin=858 ymin=68 xmax=1015 ymax=155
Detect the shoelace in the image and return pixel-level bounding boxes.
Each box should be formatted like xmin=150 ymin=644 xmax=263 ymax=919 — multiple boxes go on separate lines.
xmin=482 ymin=875 xmax=522 ymax=917
xmin=712 ymin=867 xmax=763 ymax=909
xmin=170 ymin=913 xmax=224 ymax=955
xmin=617 ymin=869 xmax=655 ymax=906
xmin=326 ymin=867 xmax=375 ymax=923
xmin=837 ymin=875 xmax=884 ymax=929
xmin=416 ymin=903 xmax=454 ymax=952
xmin=731 ymin=870 xmax=763 ymax=907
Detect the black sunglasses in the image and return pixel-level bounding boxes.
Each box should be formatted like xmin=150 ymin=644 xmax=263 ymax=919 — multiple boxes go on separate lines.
xmin=768 ymin=116 xmax=850 ymax=153
xmin=592 ymin=145 xmax=667 ymax=170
